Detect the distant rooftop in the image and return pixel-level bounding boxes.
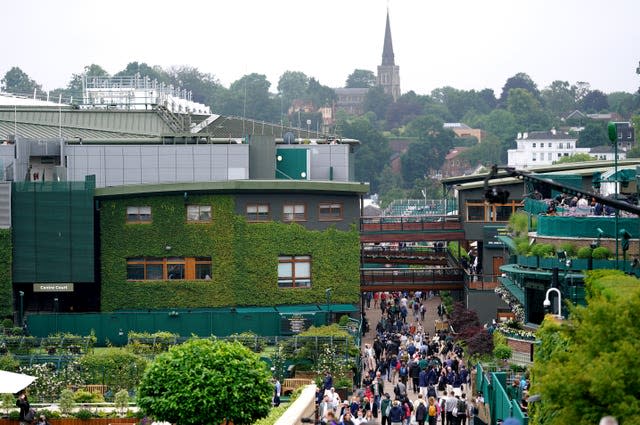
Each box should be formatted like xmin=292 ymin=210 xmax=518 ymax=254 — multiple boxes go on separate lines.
xmin=444 ymin=122 xmax=471 ymax=129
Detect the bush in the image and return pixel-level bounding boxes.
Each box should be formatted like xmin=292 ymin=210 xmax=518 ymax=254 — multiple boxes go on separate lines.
xmin=74 ymin=409 xmax=94 ymax=420
xmin=338 ymin=315 xmax=350 ymax=327
xmin=73 ymin=389 xmax=103 ymax=403
xmin=79 ymin=348 xmax=148 ymax=392
xmin=114 ymin=389 xmax=130 ymax=416
xmin=493 ymin=344 xmax=512 ymax=361
xmin=1 ymin=318 xmax=13 ymax=329
xmin=558 ymin=242 xmax=577 ymax=257
xmin=516 ymin=240 xmax=531 ymax=256
xmin=448 ymin=241 xmax=470 ymax=260
xmin=508 ymin=211 xmax=530 ymax=237
xmin=531 ymin=243 xmax=555 ymax=257
xmin=592 ymin=246 xmax=612 ymax=259
xmin=58 ymin=389 xmax=75 ymax=416
xmin=0 ymin=353 xmax=19 ymax=371
xmin=577 ymin=247 xmax=593 ymax=259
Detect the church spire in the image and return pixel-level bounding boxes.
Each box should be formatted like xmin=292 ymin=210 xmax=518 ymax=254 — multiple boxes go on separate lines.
xmin=381 ymin=9 xmax=395 ymax=66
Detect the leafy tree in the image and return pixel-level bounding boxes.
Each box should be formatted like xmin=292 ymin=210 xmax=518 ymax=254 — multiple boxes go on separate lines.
xmin=221 ymin=73 xmax=279 ymax=122
xmin=499 ymin=72 xmax=540 ymax=106
xmin=138 ymin=338 xmax=272 ymax=425
xmin=531 ymin=271 xmax=640 ymax=425
xmin=345 ymin=69 xmax=376 ymax=88
xmin=363 ymin=86 xmax=393 ymax=121
xmin=477 ymin=108 xmax=519 ymax=150
xmin=401 ymin=118 xmax=455 ymax=183
xmin=341 ymin=116 xmax=390 ymax=192
xmin=458 ymin=134 xmax=504 ymax=166
xmin=507 ymin=88 xmax=551 ymax=131
xmin=67 ymin=64 xmax=110 ymax=96
xmin=541 ymin=80 xmax=576 ymax=117
xmin=553 ymin=153 xmax=595 ymax=164
xmin=573 ymin=81 xmax=591 ymax=104
xmin=578 ymin=120 xmax=609 ymax=148
xmin=430 ymin=86 xmax=495 ymax=122
xmin=79 ymin=348 xmax=147 ymax=392
xmin=277 ymin=70 xmax=309 ymax=108
xmin=168 ymin=66 xmax=221 ymax=108
xmin=579 ymin=89 xmax=609 ymax=113
xmin=607 ymin=91 xmax=635 ymax=117
xmin=114 ymin=62 xmax=170 ymax=83
xmin=385 ymin=91 xmax=426 ymax=129
xmin=1 ymin=67 xmax=42 ymax=94
xmin=306 ymin=77 xmax=336 ymax=108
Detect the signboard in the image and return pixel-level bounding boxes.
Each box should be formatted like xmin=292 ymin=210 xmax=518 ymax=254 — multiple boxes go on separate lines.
xmin=484 ymin=225 xmax=509 ymax=249
xmin=33 ymin=283 xmax=74 ymax=292
xmin=279 ymin=313 xmax=314 ymax=335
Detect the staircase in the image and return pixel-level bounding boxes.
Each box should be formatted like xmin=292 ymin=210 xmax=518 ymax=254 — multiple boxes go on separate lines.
xmin=156 ymin=105 xmax=188 ymax=133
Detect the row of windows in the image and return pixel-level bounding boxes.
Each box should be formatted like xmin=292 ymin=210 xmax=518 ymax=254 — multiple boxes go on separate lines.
xmin=126 ymin=203 xmax=344 ymax=224
xmin=532 ymin=152 xmax=570 ymax=161
xmin=532 ymin=142 xmax=573 ymax=149
xmin=466 ymin=201 xmax=522 ymax=222
xmin=126 ymin=255 xmax=312 ymax=288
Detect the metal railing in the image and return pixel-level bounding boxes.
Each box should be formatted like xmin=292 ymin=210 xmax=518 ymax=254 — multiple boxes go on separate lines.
xmin=361 ymin=215 xmax=462 ymax=232
xmin=360 ymin=267 xmax=464 ymax=286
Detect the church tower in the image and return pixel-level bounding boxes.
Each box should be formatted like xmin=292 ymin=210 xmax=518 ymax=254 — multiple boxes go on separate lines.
xmin=377 ymin=9 xmax=401 ymax=101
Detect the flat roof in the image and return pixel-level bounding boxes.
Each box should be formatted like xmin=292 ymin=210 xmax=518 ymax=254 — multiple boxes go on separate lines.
xmin=95 ymin=179 xmax=370 ymax=198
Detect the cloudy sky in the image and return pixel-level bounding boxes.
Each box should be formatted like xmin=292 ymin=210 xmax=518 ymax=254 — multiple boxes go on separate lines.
xmin=3 ymin=0 xmax=639 ymax=96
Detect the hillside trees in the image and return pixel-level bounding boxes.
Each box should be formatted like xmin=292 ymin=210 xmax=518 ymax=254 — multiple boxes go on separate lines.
xmin=1 ymin=67 xmax=42 ymax=94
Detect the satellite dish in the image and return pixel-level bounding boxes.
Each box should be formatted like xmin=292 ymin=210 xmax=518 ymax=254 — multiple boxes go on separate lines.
xmin=283 ymin=132 xmax=295 ymax=144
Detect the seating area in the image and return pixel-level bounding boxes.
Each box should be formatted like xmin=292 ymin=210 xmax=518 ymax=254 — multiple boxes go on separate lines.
xmin=281 ymin=378 xmax=314 ymax=395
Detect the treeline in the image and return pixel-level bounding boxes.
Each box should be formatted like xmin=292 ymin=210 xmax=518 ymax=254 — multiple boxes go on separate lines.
xmin=2 ymin=64 xmax=640 ymax=204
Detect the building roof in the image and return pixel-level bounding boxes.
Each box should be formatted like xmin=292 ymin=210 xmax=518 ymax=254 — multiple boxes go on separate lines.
xmin=381 ymin=10 xmax=396 ymax=66
xmin=333 ymin=88 xmax=370 ymax=96
xmin=443 ymin=123 xmax=471 ymax=129
xmin=589 ymin=145 xmax=616 ymax=154
xmin=444 ymin=147 xmax=469 ymax=160
xmin=519 ymin=130 xmax=576 ymax=141
xmin=95 ymin=179 xmax=370 ymax=198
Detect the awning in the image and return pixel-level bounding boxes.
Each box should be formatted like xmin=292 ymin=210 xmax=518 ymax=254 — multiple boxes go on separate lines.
xmin=498 ymin=276 xmax=526 ymax=305
xmin=317 ymin=304 xmax=359 ymax=312
xmin=497 ymin=236 xmax=518 ymax=253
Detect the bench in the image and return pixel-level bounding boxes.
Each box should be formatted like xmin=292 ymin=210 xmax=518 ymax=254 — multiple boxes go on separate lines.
xmin=82 ymin=384 xmax=108 ymax=395
xmin=282 ymin=378 xmax=314 ymax=395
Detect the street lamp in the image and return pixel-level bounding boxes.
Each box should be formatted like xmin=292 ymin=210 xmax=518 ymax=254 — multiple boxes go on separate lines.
xmin=325 ymin=288 xmax=332 ymax=325
xmin=543 ymin=287 xmax=562 ymax=319
xmin=18 ymin=291 xmax=24 ymax=326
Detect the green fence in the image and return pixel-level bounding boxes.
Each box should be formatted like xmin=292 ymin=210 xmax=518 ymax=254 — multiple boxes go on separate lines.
xmin=475 ymin=363 xmax=528 ymax=425
xmin=26 ymin=304 xmax=359 ymax=345
xmin=537 ymin=215 xmax=639 ymax=238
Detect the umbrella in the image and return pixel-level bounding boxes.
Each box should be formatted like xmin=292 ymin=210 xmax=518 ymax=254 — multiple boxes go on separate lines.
xmin=0 ymin=370 xmax=36 ymax=394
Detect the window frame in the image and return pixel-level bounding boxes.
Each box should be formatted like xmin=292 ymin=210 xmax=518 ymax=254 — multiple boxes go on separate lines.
xmin=245 ymin=203 xmax=271 ymax=222
xmin=466 ymin=201 xmax=487 ymax=222
xmin=318 ymin=202 xmax=344 ymax=221
xmin=466 ymin=200 xmax=522 ymax=223
xmin=283 ymin=203 xmax=307 ymax=222
xmin=278 ymin=255 xmax=312 ymax=288
xmin=126 ymin=257 xmax=212 ymax=281
xmin=186 ymin=205 xmax=212 ymax=223
xmin=126 ymin=206 xmax=152 ymax=224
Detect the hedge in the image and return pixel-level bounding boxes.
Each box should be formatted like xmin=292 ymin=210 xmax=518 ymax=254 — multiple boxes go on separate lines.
xmin=0 ymin=229 xmax=11 ymax=318
xmin=100 ymin=194 xmax=360 ymax=310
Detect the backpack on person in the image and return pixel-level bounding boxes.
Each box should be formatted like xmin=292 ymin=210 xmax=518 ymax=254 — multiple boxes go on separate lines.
xmin=456 ymin=399 xmax=467 ymax=416
xmin=415 ymin=403 xmax=427 ymax=421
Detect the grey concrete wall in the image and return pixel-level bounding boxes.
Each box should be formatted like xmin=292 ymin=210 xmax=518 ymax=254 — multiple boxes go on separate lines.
xmin=249 ymin=136 xmax=276 ymax=179
xmin=0 ymin=182 xmax=10 ymax=228
xmin=466 ymin=289 xmax=510 ymax=325
xmin=65 ymin=144 xmax=249 ymax=188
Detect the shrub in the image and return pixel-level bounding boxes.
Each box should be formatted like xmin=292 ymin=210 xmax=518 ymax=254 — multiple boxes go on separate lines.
xmin=114 ymin=389 xmax=130 ymax=416
xmin=531 ymin=243 xmax=555 ymax=257
xmin=75 ymin=409 xmax=94 ymax=420
xmin=73 ymin=389 xmax=103 ymax=403
xmin=2 ymin=393 xmax=14 ymax=416
xmin=577 ymin=247 xmax=593 ymax=259
xmin=1 ymin=318 xmax=13 ymax=329
xmin=592 ymin=246 xmax=612 ymax=259
xmin=508 ymin=211 xmax=530 ymax=237
xmin=558 ymin=242 xmax=577 ymax=257
xmin=493 ymin=344 xmax=513 ymax=361
xmin=0 ymin=353 xmax=19 ymax=371
xmin=516 ymin=240 xmax=531 ymax=256
xmin=58 ymin=389 xmax=75 ymax=416
xmin=79 ymin=348 xmax=147 ymax=393
xmin=447 ymin=241 xmax=470 ymax=260
xmin=338 ymin=315 xmax=350 ymax=327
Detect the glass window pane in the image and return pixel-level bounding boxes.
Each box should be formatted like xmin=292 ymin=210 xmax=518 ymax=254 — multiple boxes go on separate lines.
xmin=296 ymin=262 xmax=310 ymax=278
xmin=127 ymin=264 xmax=144 ymax=280
xmin=247 ymin=205 xmax=257 ymax=213
xmin=146 ymin=264 xmax=163 ymax=280
xmin=187 ymin=206 xmax=199 ymax=221
xmin=295 ymin=279 xmax=311 ymax=288
xmin=278 ymin=263 xmax=292 ymax=278
xmin=199 ymin=207 xmax=211 ymax=221
xmin=467 ymin=205 xmax=485 ymax=221
xmin=278 ymin=279 xmax=293 ymax=288
xmin=196 ymin=263 xmax=212 ymax=279
xmin=495 ymin=205 xmax=512 ymax=221
xmin=258 ymin=205 xmax=269 ymax=213
xmin=283 ymin=205 xmax=293 ymax=214
xmin=167 ymin=264 xmax=184 ymax=279
xmin=294 ymin=204 xmax=305 ymax=214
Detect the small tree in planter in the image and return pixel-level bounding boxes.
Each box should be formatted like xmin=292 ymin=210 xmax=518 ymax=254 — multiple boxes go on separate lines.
xmin=493 ymin=344 xmax=513 ymax=367
xmin=58 ymin=389 xmax=75 ymax=417
xmin=114 ymin=389 xmax=130 ymax=416
xmin=2 ymin=393 xmax=15 ymax=418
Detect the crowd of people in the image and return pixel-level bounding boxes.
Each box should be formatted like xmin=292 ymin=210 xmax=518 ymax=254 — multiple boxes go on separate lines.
xmin=317 ymin=291 xmax=482 ymax=425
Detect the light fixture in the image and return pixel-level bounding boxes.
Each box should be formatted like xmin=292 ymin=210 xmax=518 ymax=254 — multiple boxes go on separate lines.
xmin=543 ymin=287 xmax=562 ymax=319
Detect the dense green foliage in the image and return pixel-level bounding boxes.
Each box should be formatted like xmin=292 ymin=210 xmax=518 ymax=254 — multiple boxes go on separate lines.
xmin=79 ymin=348 xmax=148 ymax=391
xmin=0 ymin=229 xmax=12 ymax=318
xmin=100 ymin=194 xmax=360 ymax=310
xmin=531 ymin=271 xmax=640 ymax=425
xmin=138 ymin=338 xmax=272 ymax=425
xmin=553 ymin=152 xmax=596 ymax=164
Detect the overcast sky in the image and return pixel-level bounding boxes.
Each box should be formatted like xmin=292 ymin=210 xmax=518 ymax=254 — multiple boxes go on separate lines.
xmin=3 ymin=0 xmax=639 ymax=96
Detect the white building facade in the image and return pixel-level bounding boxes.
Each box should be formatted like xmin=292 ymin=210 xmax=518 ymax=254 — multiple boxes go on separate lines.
xmin=507 ymin=130 xmax=590 ymax=169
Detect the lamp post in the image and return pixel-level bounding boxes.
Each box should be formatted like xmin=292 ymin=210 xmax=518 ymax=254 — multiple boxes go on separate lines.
xmin=54 ymin=297 xmax=59 ymax=333
xmin=543 ymin=287 xmax=562 ymax=319
xmin=18 ymin=291 xmax=24 ymax=326
xmin=607 ymin=122 xmax=619 ymax=269
xmin=325 ymin=288 xmax=332 ymax=325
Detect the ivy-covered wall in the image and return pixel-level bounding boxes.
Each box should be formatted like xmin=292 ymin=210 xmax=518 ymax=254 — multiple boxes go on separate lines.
xmin=100 ymin=194 xmax=361 ymax=311
xmin=0 ymin=229 xmax=12 ymax=318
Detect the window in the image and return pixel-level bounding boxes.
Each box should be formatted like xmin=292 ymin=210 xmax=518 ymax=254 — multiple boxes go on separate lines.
xmin=466 ymin=202 xmax=486 ymax=222
xmin=319 ymin=202 xmax=343 ymax=221
xmin=532 ymin=143 xmax=536 ymax=148
xmin=548 ymin=143 xmax=552 ymax=147
xmin=278 ymin=255 xmax=311 ymax=288
xmin=558 ymin=153 xmax=562 ymax=158
xmin=187 ymin=205 xmax=212 ymax=222
xmin=567 ymin=144 xmax=572 ymax=149
xmin=548 ymin=152 xmax=552 ymax=161
xmin=126 ymin=257 xmax=212 ymax=280
xmin=559 ymin=143 xmax=563 ymax=149
xmin=127 ymin=206 xmax=152 ymax=223
xmin=283 ymin=203 xmax=306 ymax=222
xmin=246 ymin=203 xmax=270 ymax=221
xmin=532 ymin=153 xmax=537 ymax=161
